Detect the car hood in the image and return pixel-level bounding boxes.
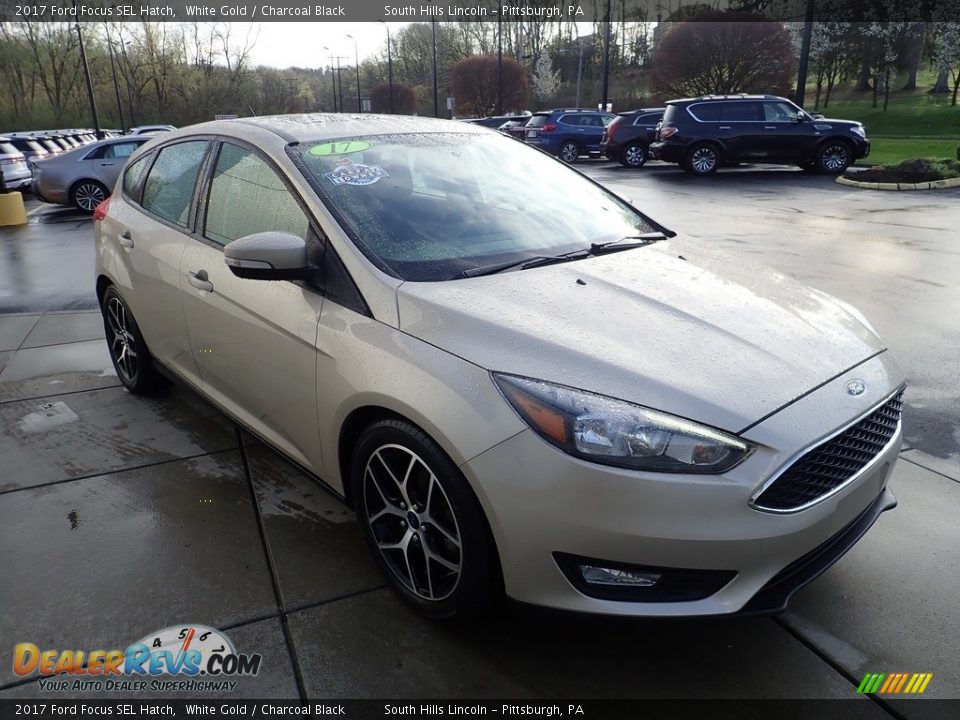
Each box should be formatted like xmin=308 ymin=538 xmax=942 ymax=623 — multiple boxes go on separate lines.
xmin=396 ymin=240 xmax=885 ymax=433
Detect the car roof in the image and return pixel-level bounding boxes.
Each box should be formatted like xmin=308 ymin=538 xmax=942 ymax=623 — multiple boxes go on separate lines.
xmin=668 ymin=94 xmax=787 ymax=104
xmin=173 ymin=114 xmax=490 ymax=144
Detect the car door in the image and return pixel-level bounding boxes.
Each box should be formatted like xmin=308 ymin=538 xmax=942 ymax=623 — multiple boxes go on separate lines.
xmin=178 ymin=139 xmax=325 ymax=471
xmin=581 ymin=114 xmax=607 ymax=152
xmin=716 ymin=101 xmax=764 ymax=161
xmin=760 ymin=100 xmax=806 ymax=161
xmin=93 ymin=140 xmax=145 ymax=189
xmin=108 ymin=140 xmax=210 ymax=385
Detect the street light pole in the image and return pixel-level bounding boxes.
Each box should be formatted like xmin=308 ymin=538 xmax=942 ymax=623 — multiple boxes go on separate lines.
xmin=576 ymin=41 xmax=584 ymax=109
xmin=431 ymin=15 xmax=439 ymax=117
xmin=345 ymin=34 xmax=361 ymax=113
xmin=497 ymin=14 xmax=503 ymax=115
xmin=379 ymin=21 xmax=394 ymax=114
xmin=795 ymin=0 xmax=816 ymax=107
xmin=73 ymin=2 xmax=102 ymax=139
xmin=601 ymin=0 xmax=612 ymax=112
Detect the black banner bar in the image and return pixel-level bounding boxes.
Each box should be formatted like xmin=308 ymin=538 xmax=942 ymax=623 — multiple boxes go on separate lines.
xmin=0 ymin=699 xmax=959 ymax=720
xmin=1 ymin=0 xmax=957 ymax=23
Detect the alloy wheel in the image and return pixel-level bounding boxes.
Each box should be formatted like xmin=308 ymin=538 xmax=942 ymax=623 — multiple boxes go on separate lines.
xmin=820 ymin=144 xmax=849 ymax=173
xmin=624 ymin=144 xmax=646 ymax=167
xmin=105 ymin=296 xmax=138 ymax=383
xmin=74 ymin=183 xmax=105 ymax=212
xmin=560 ymin=143 xmax=579 ymax=163
xmin=363 ymin=444 xmax=462 ymax=601
xmin=690 ymin=147 xmax=717 ymax=174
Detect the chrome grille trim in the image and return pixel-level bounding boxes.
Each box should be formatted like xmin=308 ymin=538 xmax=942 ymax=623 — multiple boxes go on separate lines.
xmin=750 ymin=386 xmax=905 ymax=514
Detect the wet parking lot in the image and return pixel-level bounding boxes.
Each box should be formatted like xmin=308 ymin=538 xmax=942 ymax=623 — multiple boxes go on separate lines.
xmin=1 ymin=164 xmax=959 ymax=713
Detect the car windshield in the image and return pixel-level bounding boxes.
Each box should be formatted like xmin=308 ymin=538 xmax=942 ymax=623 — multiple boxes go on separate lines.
xmin=291 ymin=132 xmax=658 ymax=281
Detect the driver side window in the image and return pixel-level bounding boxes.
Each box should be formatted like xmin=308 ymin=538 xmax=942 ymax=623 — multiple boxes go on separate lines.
xmin=204 ymin=142 xmax=309 ymax=247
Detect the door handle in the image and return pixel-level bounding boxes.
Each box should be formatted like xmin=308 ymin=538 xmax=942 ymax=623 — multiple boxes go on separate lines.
xmin=764 ymin=126 xmax=777 ymax=130
xmin=187 ymin=270 xmax=214 ymax=293
xmin=718 ymin=125 xmax=731 ymax=130
xmin=118 ymin=231 xmax=134 ymax=249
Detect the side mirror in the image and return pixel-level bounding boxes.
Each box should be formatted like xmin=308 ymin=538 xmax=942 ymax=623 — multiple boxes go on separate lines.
xmin=796 ymin=110 xmax=806 ymax=122
xmin=224 ymin=231 xmax=309 ymax=280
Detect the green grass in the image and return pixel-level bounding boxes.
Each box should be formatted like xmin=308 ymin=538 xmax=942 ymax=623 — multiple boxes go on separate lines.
xmin=805 ymin=76 xmax=960 ymax=138
xmin=862 ymin=137 xmax=960 ymax=165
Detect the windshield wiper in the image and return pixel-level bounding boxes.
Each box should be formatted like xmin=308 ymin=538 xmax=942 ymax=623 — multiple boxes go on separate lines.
xmin=589 ymin=232 xmax=669 ymax=253
xmin=457 ymin=233 xmax=669 ymax=279
xmin=457 ymin=254 xmax=576 ymax=278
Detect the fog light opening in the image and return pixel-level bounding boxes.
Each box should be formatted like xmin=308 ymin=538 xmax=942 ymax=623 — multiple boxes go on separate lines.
xmin=580 ymin=564 xmax=661 ymax=588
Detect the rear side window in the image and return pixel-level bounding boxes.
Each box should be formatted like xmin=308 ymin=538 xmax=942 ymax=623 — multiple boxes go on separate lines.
xmin=103 ymin=142 xmax=142 ymax=159
xmin=141 ymin=141 xmax=208 ymax=228
xmin=662 ymin=105 xmax=680 ymax=124
xmin=526 ymin=115 xmax=549 ymax=128
xmin=122 ymin=155 xmax=151 ymax=200
xmin=204 ymin=142 xmax=309 ymax=246
xmin=689 ymin=103 xmax=722 ymax=121
xmin=722 ymin=102 xmax=760 ymax=121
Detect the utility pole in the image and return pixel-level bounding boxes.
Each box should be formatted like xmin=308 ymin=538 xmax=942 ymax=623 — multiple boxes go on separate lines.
xmin=323 ymin=47 xmax=338 ymax=112
xmin=106 ymin=39 xmax=126 ymax=133
xmin=379 ymin=21 xmax=394 ymax=113
xmin=73 ymin=1 xmax=102 ymax=139
xmin=345 ymin=34 xmax=361 ymax=112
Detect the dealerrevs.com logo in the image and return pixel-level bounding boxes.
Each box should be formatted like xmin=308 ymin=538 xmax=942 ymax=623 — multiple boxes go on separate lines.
xmin=13 ymin=625 xmax=263 ymax=693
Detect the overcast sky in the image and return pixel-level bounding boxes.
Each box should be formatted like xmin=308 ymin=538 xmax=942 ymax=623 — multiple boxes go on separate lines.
xmin=237 ymin=22 xmax=410 ymax=70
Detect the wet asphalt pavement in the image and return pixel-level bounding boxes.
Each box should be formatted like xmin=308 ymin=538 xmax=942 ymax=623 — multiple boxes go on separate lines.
xmin=1 ymin=166 xmax=959 ymax=710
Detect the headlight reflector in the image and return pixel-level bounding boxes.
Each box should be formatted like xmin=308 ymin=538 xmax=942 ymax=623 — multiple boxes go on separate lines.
xmin=493 ymin=374 xmax=751 ymax=473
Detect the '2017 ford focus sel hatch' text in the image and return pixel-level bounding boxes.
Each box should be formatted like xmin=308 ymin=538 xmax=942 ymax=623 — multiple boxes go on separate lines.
xmin=94 ymin=115 xmax=904 ymax=620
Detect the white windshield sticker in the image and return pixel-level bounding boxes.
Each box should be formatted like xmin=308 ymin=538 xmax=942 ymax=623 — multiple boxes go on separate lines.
xmin=323 ymin=161 xmax=389 ymax=187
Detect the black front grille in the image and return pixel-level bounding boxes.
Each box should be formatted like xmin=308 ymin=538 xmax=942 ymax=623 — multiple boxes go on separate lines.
xmin=753 ymin=388 xmax=904 ymax=512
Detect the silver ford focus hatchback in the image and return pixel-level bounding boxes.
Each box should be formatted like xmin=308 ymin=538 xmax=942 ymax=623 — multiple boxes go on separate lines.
xmin=94 ymin=115 xmax=904 ymax=620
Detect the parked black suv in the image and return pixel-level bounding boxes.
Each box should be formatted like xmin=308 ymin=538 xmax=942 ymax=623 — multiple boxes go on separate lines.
xmin=601 ymin=108 xmax=664 ymax=168
xmin=649 ymin=95 xmax=869 ymax=176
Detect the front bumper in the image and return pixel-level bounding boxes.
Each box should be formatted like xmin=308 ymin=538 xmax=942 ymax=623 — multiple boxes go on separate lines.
xmin=462 ymin=352 xmax=903 ymax=616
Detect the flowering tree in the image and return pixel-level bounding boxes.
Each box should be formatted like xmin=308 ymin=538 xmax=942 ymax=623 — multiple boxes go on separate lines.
xmin=932 ymin=23 xmax=960 ymax=106
xmin=532 ymin=51 xmax=559 ymax=102
xmin=862 ymin=21 xmax=911 ymax=110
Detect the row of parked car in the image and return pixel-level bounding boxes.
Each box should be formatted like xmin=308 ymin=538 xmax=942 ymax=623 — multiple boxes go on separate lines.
xmin=0 ymin=124 xmax=176 ymax=211
xmin=466 ymin=94 xmax=870 ymax=176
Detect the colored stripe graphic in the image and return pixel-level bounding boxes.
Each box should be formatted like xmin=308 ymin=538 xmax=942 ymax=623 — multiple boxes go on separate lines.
xmin=858 ymin=672 xmax=933 ymax=694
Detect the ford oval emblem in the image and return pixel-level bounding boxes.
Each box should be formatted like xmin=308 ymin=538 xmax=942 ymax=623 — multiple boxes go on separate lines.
xmin=845 ymin=379 xmax=866 ymax=396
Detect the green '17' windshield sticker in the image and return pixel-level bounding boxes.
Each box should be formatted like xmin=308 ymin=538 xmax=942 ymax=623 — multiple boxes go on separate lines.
xmin=309 ymin=140 xmax=371 ymax=156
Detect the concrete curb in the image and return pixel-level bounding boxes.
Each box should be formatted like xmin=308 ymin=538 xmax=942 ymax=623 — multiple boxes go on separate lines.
xmin=836 ymin=174 xmax=960 ymax=191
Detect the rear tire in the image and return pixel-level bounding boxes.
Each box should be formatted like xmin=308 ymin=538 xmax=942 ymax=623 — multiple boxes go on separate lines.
xmin=100 ymin=286 xmax=163 ymax=395
xmin=559 ymin=141 xmax=580 ymax=164
xmin=619 ymin=143 xmax=648 ymax=168
xmin=683 ymin=143 xmax=720 ymax=176
xmin=71 ymin=180 xmax=108 ymax=214
xmin=351 ymin=418 xmax=501 ymax=621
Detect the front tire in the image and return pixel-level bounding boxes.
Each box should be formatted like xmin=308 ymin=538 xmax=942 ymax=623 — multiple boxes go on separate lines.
xmin=71 ymin=180 xmax=108 ymax=214
xmin=816 ymin=141 xmax=852 ymax=174
xmin=683 ymin=143 xmax=720 ymax=176
xmin=559 ymin=141 xmax=580 ymax=164
xmin=620 ymin=143 xmax=648 ymax=168
xmin=352 ymin=418 xmax=501 ymax=620
xmin=100 ymin=286 xmax=162 ymax=395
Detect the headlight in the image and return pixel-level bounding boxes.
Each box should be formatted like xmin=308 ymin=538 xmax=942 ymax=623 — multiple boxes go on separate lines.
xmin=851 ymin=125 xmax=866 ymax=138
xmin=492 ymin=374 xmax=752 ymax=474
